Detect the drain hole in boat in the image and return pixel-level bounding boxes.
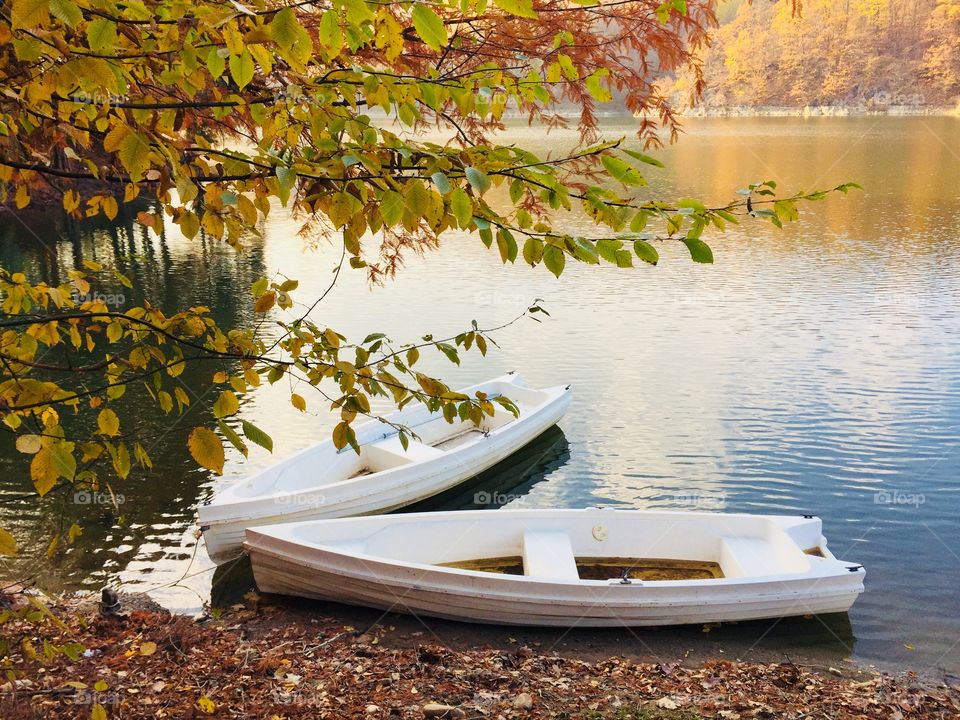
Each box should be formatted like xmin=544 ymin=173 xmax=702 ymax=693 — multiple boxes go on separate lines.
xmin=439 ymin=556 xmax=724 ymax=580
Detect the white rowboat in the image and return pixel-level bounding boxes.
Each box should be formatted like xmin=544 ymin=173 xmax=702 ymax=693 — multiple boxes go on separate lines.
xmin=200 ymin=374 xmax=571 ymax=562
xmin=245 ymin=508 xmax=865 ymax=626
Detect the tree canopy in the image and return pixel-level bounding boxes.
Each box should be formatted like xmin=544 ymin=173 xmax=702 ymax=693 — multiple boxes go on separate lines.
xmin=0 ymin=0 xmax=855 ymax=557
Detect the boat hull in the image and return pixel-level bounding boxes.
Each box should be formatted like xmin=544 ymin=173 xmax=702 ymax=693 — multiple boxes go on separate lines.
xmin=244 ymin=509 xmax=865 ymax=627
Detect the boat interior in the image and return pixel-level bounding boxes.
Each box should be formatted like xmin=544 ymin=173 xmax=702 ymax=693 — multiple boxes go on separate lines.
xmin=293 ymin=512 xmax=827 ymax=582
xmin=228 ymin=380 xmax=557 ymax=498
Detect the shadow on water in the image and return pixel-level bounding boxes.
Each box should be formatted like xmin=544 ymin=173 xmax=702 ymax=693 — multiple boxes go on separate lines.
xmin=401 ymin=424 xmax=571 ymax=512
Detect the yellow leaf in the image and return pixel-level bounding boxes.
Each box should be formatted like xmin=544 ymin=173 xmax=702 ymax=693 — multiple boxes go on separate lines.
xmin=254 ymin=291 xmax=276 ymax=313
xmin=290 ymin=393 xmax=306 ymax=412
xmin=102 ymin=196 xmax=118 ymax=220
xmin=0 ymin=528 xmax=17 ymax=556
xmin=213 ymin=390 xmax=239 ymax=419
xmin=140 ymin=641 xmax=157 ymax=656
xmin=68 ymin=523 xmax=82 ymax=543
xmin=11 ymin=0 xmax=49 ymax=28
xmin=97 ymin=408 xmax=120 ymax=436
xmin=188 ymin=427 xmax=224 ymax=475
xmin=15 ymin=434 xmax=42 ymax=454
xmin=63 ymin=189 xmax=81 ymax=213
xmin=30 ymin=448 xmax=58 ymax=496
xmin=106 ymin=321 xmax=123 ymax=342
xmin=91 ymin=703 xmax=107 ymax=720
xmin=15 ymin=184 xmax=29 ymax=209
xmin=197 ymin=696 xmax=216 ymax=714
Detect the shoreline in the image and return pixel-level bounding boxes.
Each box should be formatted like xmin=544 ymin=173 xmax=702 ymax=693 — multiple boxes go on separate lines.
xmin=681 ymin=104 xmax=960 ymax=118
xmin=2 ymin=589 xmax=958 ymax=718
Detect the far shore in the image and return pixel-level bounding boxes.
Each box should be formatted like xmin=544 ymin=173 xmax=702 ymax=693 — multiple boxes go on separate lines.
xmin=681 ymin=104 xmax=960 ymax=118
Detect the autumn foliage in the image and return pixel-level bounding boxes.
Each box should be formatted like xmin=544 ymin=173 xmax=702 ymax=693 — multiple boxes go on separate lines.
xmin=0 ymin=0 xmax=856 ymax=559
xmin=679 ymin=0 xmax=960 ymax=108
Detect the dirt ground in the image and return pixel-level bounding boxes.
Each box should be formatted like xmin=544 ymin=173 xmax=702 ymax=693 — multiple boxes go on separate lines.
xmin=1 ymin=591 xmax=958 ymax=719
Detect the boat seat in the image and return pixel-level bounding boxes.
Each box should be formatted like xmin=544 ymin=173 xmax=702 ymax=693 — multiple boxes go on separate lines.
xmin=719 ymin=536 xmax=780 ymax=578
xmin=364 ymin=436 xmax=445 ymax=470
xmin=522 ymin=530 xmax=579 ymax=580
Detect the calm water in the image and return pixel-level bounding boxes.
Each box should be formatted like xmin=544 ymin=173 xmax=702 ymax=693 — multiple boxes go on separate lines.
xmin=1 ymin=117 xmax=958 ymax=674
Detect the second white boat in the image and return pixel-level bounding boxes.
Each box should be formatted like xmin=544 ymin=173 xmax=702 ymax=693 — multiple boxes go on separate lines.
xmin=245 ymin=508 xmax=865 ymax=626
xmin=200 ymin=373 xmax=571 ymax=562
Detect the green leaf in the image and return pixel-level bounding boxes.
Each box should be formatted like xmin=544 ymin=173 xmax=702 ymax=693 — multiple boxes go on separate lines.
xmin=206 ymin=47 xmax=226 ymax=79
xmin=411 ymin=4 xmax=448 ymax=52
xmin=596 ymin=239 xmax=621 ymax=264
xmin=217 ymin=420 xmax=248 ymax=458
xmin=585 ymin=69 xmax=612 ymax=102
xmin=633 ymin=239 xmax=659 ymax=265
xmin=493 ymin=0 xmax=538 ymax=19
xmin=269 ymin=7 xmax=313 ymax=68
xmin=48 ymin=0 xmax=81 ymax=27
xmin=430 ymin=171 xmax=451 ymax=194
xmin=682 ymin=237 xmax=714 ymax=264
xmin=380 ymin=190 xmax=405 ymax=226
xmin=496 ymin=228 xmax=518 ymax=264
xmin=241 ymin=420 xmax=273 ymax=452
xmin=450 ymin=187 xmax=473 ymax=228
xmin=522 ymin=237 xmax=544 ymax=266
xmin=543 ymin=245 xmax=565 ymax=278
xmin=229 ymin=50 xmax=255 ymax=90
xmin=464 ymin=166 xmax=491 ymax=194
xmin=677 ymin=198 xmax=707 ymax=213
xmin=601 ymin=155 xmax=646 ymax=186
xmin=622 ymin=149 xmax=665 ymax=168
xmin=318 ymin=9 xmax=344 ymax=54
xmin=86 ymin=18 xmax=118 ymax=52
xmin=774 ymin=199 xmax=799 ymax=222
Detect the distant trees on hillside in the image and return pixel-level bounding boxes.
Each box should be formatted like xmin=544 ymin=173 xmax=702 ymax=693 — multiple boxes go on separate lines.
xmin=675 ymin=0 xmax=960 ymax=108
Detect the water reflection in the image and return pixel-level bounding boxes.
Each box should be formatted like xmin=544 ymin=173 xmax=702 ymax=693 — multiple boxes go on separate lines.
xmin=402 ymin=425 xmax=570 ymax=512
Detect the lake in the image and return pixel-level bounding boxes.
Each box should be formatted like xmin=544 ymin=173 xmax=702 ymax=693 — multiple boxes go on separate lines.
xmin=1 ymin=117 xmax=958 ymax=675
